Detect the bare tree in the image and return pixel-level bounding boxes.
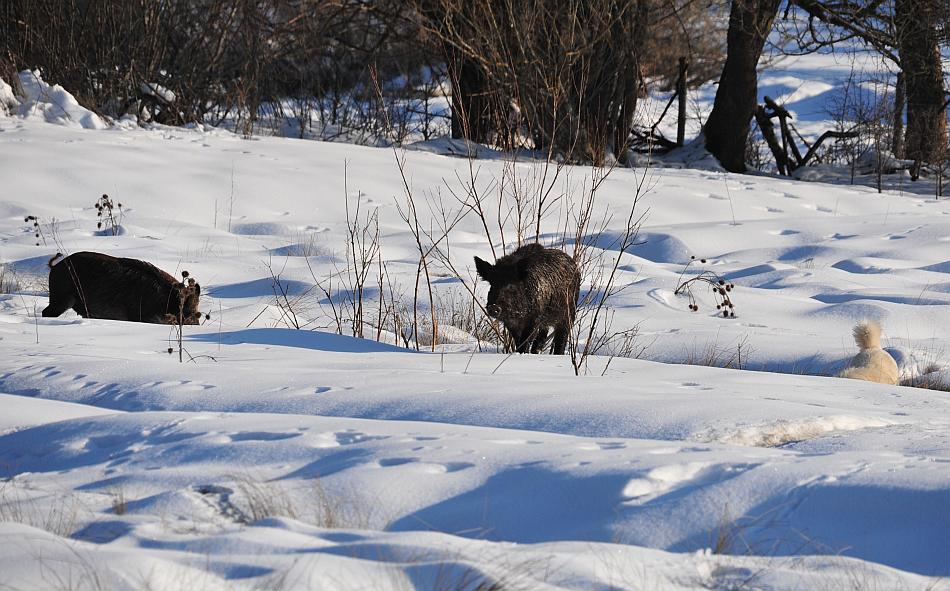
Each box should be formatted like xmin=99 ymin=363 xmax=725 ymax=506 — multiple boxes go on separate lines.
xmin=783 ymin=0 xmax=948 ymax=173
xmin=703 ymin=0 xmax=783 ymax=172
xmin=412 ymin=0 xmax=649 ymax=164
xmin=894 ymin=0 xmax=947 ymax=173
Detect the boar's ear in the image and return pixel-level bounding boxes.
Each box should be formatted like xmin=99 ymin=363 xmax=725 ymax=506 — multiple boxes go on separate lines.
xmin=474 ymin=256 xmax=494 ymax=282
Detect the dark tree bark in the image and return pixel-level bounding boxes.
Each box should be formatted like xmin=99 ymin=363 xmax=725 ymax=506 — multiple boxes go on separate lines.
xmin=449 ymin=54 xmax=493 ymax=144
xmin=891 ymin=71 xmax=906 ymax=159
xmin=704 ymin=0 xmax=782 ymax=172
xmin=895 ymin=0 xmax=946 ymax=166
xmin=676 ymin=57 xmax=688 ymax=147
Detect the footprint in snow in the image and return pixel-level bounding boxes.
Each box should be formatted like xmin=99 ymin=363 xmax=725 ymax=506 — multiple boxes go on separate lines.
xmin=229 ymin=431 xmax=301 ymax=443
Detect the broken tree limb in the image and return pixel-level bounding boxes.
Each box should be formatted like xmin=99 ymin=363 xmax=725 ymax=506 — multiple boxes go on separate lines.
xmin=755 ymin=104 xmax=788 ymax=175
xmin=799 ymin=129 xmax=861 ymax=167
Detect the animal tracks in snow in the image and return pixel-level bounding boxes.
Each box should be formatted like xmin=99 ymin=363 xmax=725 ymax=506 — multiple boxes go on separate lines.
xmin=621 ymin=462 xmax=756 ymax=505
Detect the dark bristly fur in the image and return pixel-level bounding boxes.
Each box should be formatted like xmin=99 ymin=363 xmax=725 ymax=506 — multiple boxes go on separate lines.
xmin=42 ymin=251 xmax=202 ymax=325
xmin=474 ymin=243 xmax=580 ymax=355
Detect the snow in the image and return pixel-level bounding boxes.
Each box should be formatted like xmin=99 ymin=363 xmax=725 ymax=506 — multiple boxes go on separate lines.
xmin=15 ymin=70 xmax=108 ymax=130
xmin=2 ymin=47 xmax=950 ymax=590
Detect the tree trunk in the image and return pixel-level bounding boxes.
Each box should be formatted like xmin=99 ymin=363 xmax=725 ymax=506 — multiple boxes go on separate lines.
xmin=703 ymin=0 xmax=781 ymax=173
xmin=612 ymin=0 xmax=648 ymax=164
xmin=891 ymin=71 xmax=906 ymax=159
xmin=449 ymin=54 xmax=493 ymax=144
xmin=895 ymin=0 xmax=946 ymax=166
xmin=676 ymin=57 xmax=688 ymax=147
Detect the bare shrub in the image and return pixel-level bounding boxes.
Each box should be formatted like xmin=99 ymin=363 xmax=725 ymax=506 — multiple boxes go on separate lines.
xmin=674 ymin=256 xmax=738 ymax=318
xmin=681 ymin=335 xmax=753 ymax=370
xmin=900 ymin=363 xmax=950 ymax=392
xmin=108 ymin=488 xmax=128 ymax=516
xmin=0 ymin=480 xmax=84 ymax=538
xmin=93 ymin=194 xmax=123 ymax=235
xmin=415 ymin=0 xmax=649 ymax=164
xmin=0 ymin=262 xmax=24 ymax=294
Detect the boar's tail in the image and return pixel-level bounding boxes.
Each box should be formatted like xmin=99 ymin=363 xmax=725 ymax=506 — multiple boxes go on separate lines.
xmin=48 ymin=252 xmax=64 ymax=268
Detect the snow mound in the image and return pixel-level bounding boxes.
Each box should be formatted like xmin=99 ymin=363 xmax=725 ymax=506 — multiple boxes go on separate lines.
xmin=697 ymin=415 xmax=895 ymax=447
xmin=0 ymin=78 xmax=19 ymax=115
xmin=15 ymin=70 xmax=107 ymax=129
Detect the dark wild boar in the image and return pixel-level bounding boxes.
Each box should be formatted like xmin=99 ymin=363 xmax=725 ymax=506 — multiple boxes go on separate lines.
xmin=42 ymin=251 xmax=202 ymax=325
xmin=474 ymin=243 xmax=580 ymax=354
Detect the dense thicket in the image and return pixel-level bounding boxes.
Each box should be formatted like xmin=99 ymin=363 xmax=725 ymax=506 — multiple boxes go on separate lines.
xmin=1 ymin=0 xmax=724 ymax=156
xmin=1 ymin=1 xmax=419 ymax=134
xmin=4 ymin=0 xmax=946 ymax=176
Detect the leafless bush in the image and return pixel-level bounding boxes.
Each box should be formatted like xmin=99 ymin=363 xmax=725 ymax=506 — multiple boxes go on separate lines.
xmin=680 ymin=335 xmax=753 ymax=370
xmin=93 ymin=194 xmax=123 ymax=235
xmin=2 ymin=1 xmax=429 ymax=141
xmin=567 ymin=165 xmax=650 ymax=375
xmin=417 ymin=0 xmax=649 ymax=164
xmin=641 ymin=1 xmax=730 ymax=90
xmin=674 ymin=256 xmax=738 ymax=318
xmin=266 ymin=257 xmax=319 ymax=331
xmin=165 ymin=270 xmax=212 ymax=363
xmin=821 ymin=66 xmax=903 ymax=189
xmin=0 ymin=263 xmax=24 ymax=294
xmin=900 ymin=363 xmax=950 ymax=392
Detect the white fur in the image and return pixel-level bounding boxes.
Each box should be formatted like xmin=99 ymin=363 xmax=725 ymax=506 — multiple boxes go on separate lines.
xmin=838 ymin=320 xmax=899 ymax=385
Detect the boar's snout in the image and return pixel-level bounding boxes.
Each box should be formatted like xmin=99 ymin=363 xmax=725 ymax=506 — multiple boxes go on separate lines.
xmin=486 ymin=303 xmax=502 ymax=317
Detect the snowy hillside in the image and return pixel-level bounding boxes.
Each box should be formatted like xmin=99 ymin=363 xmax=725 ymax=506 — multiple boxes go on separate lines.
xmin=1 ymin=66 xmax=950 ymax=590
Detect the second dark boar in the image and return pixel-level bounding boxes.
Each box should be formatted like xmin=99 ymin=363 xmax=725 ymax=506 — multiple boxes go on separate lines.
xmin=474 ymin=243 xmax=580 ymax=354
xmin=42 ymin=251 xmax=202 ymax=325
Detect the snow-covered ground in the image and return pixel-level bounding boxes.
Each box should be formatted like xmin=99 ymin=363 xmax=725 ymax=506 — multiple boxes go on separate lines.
xmin=2 ymin=60 xmax=950 ymax=590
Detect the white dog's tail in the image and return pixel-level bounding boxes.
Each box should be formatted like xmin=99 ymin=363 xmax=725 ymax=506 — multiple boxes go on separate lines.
xmin=853 ymin=320 xmax=883 ymax=350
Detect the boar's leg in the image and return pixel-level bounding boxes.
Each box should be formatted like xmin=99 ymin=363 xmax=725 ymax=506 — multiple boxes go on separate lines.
xmin=551 ymin=322 xmax=570 ymax=355
xmin=43 ymin=270 xmax=77 ymax=317
xmin=531 ymin=326 xmax=549 ymax=354
xmin=512 ymin=325 xmax=535 ymax=354
xmin=42 ymin=298 xmax=73 ymax=317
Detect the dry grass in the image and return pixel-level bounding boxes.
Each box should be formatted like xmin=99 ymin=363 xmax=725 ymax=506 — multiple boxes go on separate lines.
xmin=0 ymin=264 xmax=23 ymax=294
xmin=231 ymin=474 xmax=298 ymax=523
xmin=108 ymin=488 xmax=128 ymax=516
xmin=900 ymin=363 xmax=950 ymax=392
xmin=679 ymin=335 xmax=753 ymax=371
xmin=230 ymin=473 xmax=378 ymax=530
xmin=0 ymin=480 xmax=85 ymax=538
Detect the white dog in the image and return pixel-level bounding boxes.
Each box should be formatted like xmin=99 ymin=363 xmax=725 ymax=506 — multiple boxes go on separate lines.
xmin=838 ymin=320 xmax=899 ymax=385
